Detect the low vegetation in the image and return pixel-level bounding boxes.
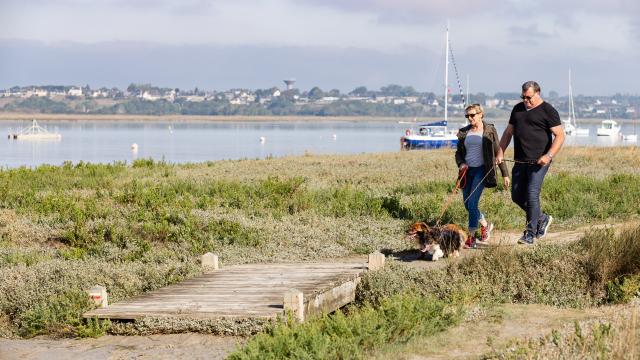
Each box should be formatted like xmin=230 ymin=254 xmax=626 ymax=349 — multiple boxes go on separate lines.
xmin=231 ymin=224 xmax=640 ymax=359
xmin=229 ymin=294 xmax=462 ymax=360
xmin=0 ymin=147 xmax=639 ymax=344
xmin=483 ymin=306 xmax=639 ymax=359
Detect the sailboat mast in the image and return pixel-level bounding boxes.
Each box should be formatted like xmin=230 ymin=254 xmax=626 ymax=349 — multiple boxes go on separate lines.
xmin=569 ymin=69 xmax=577 ymax=127
xmin=466 ymin=74 xmax=470 ymax=107
xmin=444 ymin=23 xmax=449 ymax=122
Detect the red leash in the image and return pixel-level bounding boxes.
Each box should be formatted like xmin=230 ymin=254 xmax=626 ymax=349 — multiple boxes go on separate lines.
xmin=435 ymin=167 xmax=468 ymax=226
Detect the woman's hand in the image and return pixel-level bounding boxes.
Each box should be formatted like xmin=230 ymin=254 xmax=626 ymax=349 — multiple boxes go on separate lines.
xmin=495 ymin=152 xmax=504 ymax=165
xmin=503 ymin=176 xmax=511 ymax=189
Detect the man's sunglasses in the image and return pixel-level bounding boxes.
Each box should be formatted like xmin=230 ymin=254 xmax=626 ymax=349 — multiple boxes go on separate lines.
xmin=465 ymin=113 xmax=480 ymax=118
xmin=520 ymin=95 xmax=534 ymax=100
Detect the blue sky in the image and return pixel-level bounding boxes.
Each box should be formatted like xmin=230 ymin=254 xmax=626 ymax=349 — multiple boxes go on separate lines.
xmin=1 ymin=0 xmax=638 ymax=95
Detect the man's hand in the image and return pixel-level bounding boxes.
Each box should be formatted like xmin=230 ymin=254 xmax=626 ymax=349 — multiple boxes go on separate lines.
xmin=459 ymin=163 xmax=468 ymax=171
xmin=537 ymin=154 xmax=552 ymax=166
xmin=503 ymin=176 xmax=511 ymax=188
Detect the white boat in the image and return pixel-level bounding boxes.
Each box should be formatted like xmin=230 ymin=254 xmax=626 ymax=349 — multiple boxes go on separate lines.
xmin=9 ymin=119 xmax=62 ymax=140
xmin=401 ymin=24 xmax=459 ymax=150
xmin=596 ymin=119 xmax=620 ymax=137
xmin=563 ymin=69 xmax=589 ymax=136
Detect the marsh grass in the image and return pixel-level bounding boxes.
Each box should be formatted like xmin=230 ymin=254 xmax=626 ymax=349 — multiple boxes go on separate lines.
xmin=357 ymin=245 xmax=593 ymax=309
xmin=228 ymin=293 xmax=463 ymax=360
xmin=0 ymin=147 xmax=639 ymax=337
xmin=484 ymin=306 xmax=640 ymax=359
xmin=359 ymin=224 xmax=640 ymax=309
xmin=577 ymin=225 xmax=640 ymax=303
xmin=230 ymin=226 xmax=640 ymax=359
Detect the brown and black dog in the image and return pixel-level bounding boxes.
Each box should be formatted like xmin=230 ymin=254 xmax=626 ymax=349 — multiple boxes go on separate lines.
xmin=407 ymin=222 xmax=467 ymax=258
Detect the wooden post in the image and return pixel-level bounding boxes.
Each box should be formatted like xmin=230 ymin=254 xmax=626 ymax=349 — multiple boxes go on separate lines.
xmin=283 ymin=289 xmax=304 ymax=322
xmin=87 ymin=285 xmax=108 ymax=308
xmin=368 ymin=251 xmax=385 ymax=271
xmin=202 ymin=252 xmax=219 ymax=271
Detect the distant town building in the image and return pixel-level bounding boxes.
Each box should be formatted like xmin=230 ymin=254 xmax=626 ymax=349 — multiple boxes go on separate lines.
xmin=283 ymin=79 xmax=296 ymax=91
xmin=68 ymin=87 xmax=83 ymax=97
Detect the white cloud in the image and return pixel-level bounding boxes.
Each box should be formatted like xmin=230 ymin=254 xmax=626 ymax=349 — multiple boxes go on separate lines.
xmin=0 ymin=0 xmax=638 ymax=94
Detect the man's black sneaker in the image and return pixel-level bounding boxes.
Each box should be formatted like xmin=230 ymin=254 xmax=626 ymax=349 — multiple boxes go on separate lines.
xmin=517 ymin=231 xmax=535 ymax=245
xmin=537 ymin=215 xmax=553 ymax=239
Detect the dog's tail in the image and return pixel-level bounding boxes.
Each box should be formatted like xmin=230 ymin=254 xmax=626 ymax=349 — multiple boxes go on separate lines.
xmin=457 ymin=229 xmax=467 ymax=247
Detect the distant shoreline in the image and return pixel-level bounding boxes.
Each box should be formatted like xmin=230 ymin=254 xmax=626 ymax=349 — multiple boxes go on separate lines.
xmin=0 ymin=112 xmax=433 ymax=122
xmin=0 ymin=112 xmax=631 ymax=124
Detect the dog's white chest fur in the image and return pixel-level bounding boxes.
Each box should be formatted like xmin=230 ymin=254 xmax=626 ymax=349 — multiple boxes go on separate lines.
xmin=428 ymin=244 xmax=444 ymax=261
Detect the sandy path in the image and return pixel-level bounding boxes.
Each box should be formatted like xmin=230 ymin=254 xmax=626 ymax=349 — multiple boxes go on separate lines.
xmin=391 ymin=223 xmax=613 ymax=270
xmin=372 ymin=303 xmax=638 ymax=360
xmin=0 ymin=333 xmax=242 ymax=360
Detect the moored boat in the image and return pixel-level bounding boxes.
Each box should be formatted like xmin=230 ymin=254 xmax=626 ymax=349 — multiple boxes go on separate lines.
xmin=8 ymin=119 xmax=62 ymax=140
xmin=596 ymin=119 xmax=620 ymax=136
xmin=402 ymin=121 xmax=458 ymax=149
xmin=400 ymin=23 xmax=461 ymax=151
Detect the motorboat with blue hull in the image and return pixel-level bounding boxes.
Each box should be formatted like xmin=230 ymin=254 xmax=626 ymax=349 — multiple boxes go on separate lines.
xmin=402 ymin=121 xmax=458 ymax=149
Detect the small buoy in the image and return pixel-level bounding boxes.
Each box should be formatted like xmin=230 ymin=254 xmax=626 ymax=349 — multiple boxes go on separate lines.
xmin=131 ymin=143 xmax=138 ymax=151
xmin=332 ymin=134 xmax=337 ymax=140
xmin=259 ymin=136 xmax=266 ymax=143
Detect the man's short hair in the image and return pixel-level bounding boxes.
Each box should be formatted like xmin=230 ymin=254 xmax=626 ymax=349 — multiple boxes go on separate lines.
xmin=522 ymin=81 xmax=541 ymax=93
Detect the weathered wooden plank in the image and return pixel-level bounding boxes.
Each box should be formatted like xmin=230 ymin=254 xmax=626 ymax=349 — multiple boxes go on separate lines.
xmin=83 ymin=261 xmax=369 ymax=321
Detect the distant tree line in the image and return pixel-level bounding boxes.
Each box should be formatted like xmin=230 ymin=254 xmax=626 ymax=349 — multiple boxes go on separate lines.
xmin=3 ymin=83 xmax=639 ymax=118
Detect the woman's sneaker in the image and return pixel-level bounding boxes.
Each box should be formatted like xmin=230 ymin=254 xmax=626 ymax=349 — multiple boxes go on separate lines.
xmin=478 ymin=223 xmax=493 ymax=244
xmin=464 ymin=234 xmax=477 ymax=249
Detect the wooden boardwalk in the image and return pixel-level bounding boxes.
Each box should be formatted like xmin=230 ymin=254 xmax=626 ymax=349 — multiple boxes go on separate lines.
xmin=84 ymin=260 xmax=375 ymax=322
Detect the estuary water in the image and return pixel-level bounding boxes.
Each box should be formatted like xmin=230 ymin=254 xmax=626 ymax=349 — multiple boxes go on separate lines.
xmin=1 ymin=119 xmax=637 ymax=168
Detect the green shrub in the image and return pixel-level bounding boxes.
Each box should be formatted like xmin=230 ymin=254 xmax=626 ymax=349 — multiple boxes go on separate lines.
xmin=576 ymin=225 xmax=640 ymax=300
xmin=358 ymin=245 xmax=593 ymax=309
xmin=76 ymin=318 xmax=111 ymax=338
xmin=229 ymin=293 xmax=462 ymax=360
xmin=606 ymin=274 xmax=640 ymax=304
xmin=58 ymin=247 xmax=87 ymax=260
xmin=0 ymin=256 xmax=199 ymax=336
xmin=17 ymin=290 xmax=91 ymax=338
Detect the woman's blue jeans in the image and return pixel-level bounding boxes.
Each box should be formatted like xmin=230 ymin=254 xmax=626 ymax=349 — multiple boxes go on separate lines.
xmin=462 ymin=166 xmax=486 ymax=231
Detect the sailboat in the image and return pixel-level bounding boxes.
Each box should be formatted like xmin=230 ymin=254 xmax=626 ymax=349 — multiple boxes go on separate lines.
xmin=563 ymin=70 xmax=589 ymax=136
xmin=622 ymin=107 xmax=638 ymax=142
xmin=401 ymin=24 xmax=458 ymax=150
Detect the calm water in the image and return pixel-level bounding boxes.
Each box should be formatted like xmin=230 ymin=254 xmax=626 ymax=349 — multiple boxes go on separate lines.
xmin=1 ymin=119 xmax=638 ymax=168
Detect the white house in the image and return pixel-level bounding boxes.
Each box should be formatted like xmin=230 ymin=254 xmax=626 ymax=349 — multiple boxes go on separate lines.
xmin=68 ymin=87 xmax=83 ymax=96
xmin=141 ymin=91 xmax=162 ymax=101
xmin=34 ymin=89 xmax=49 ymax=97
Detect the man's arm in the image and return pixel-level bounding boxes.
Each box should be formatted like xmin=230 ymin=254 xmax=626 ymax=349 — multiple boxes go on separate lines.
xmin=537 ymin=125 xmax=565 ymax=165
xmin=497 ymin=124 xmax=514 ymax=164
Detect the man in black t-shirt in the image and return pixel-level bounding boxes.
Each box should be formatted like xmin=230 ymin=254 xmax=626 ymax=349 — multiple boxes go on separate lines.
xmin=497 ymin=81 xmax=565 ymax=244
